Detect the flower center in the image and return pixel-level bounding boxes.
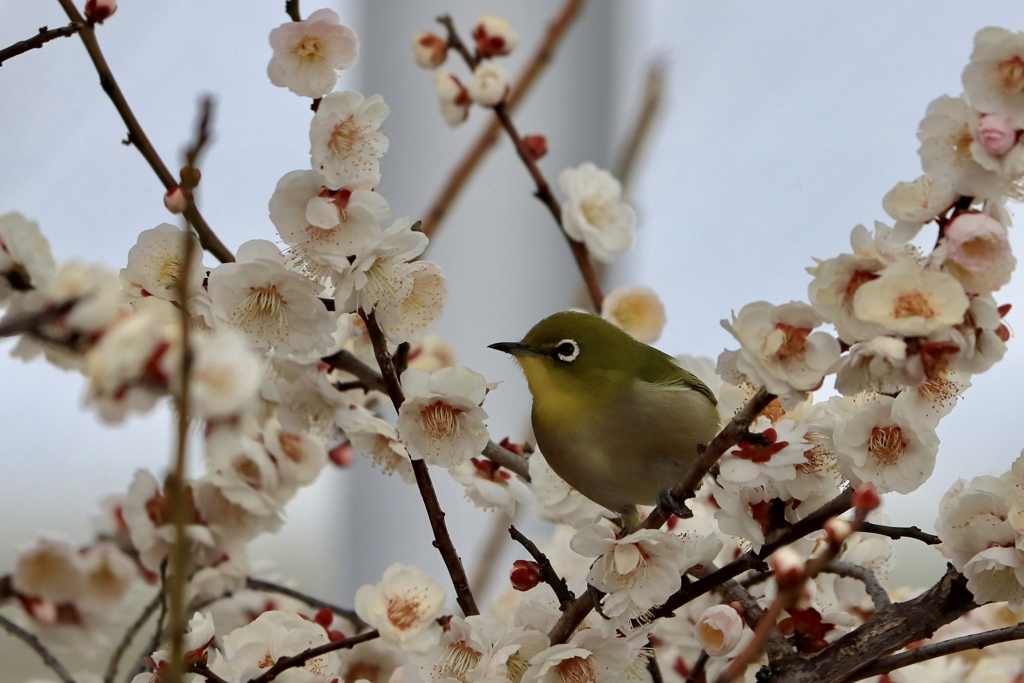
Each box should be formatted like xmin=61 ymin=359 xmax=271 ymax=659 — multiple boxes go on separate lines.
xmin=433 ymin=643 xmax=482 ymax=682
xmin=293 ymin=35 xmax=325 ymax=63
xmin=773 ymin=323 xmax=810 ymax=361
xmin=869 ymin=426 xmax=906 ymax=466
xmin=892 ymin=291 xmax=934 ymax=319
xmin=421 ymin=401 xmax=461 ymax=441
xmin=998 ymin=55 xmax=1024 ymax=94
xmin=154 ymin=256 xmax=184 ymax=289
xmin=843 ymin=269 xmax=878 ymax=309
xmin=554 ymin=655 xmax=598 ymax=683
xmin=953 ymin=125 xmax=975 ymax=161
xmin=580 ymin=197 xmax=613 ymax=229
xmin=235 ymin=285 xmax=288 ymax=332
xmin=329 ymin=116 xmax=360 ymax=156
xmin=386 ymin=593 xmax=422 ymax=630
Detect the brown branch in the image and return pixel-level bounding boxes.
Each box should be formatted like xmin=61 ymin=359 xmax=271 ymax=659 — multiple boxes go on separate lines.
xmin=482 ymin=439 xmax=530 ymax=481
xmin=0 ymin=22 xmax=82 ymax=66
xmin=0 ymin=298 xmax=79 ymax=338
xmin=685 ymin=651 xmax=710 ymax=683
xmin=823 ymin=562 xmax=890 ymax=612
xmin=248 ymin=629 xmax=381 ymax=683
xmin=771 ymin=565 xmax=977 ymax=683
xmin=644 ymin=388 xmax=776 ymax=530
xmin=55 ymin=0 xmax=234 ymax=264
xmin=846 ymin=621 xmax=1024 ymax=682
xmin=104 ymin=589 xmax=163 ymax=683
xmin=359 ymin=310 xmax=479 ymax=616
xmin=437 ymin=13 xmax=604 ymax=312
xmin=0 ymin=613 xmax=75 ymax=683
xmin=244 ymin=577 xmax=365 ymax=630
xmin=859 ymin=522 xmax=940 ymax=546
xmin=421 ymin=0 xmax=586 ymax=240
xmin=188 ymin=664 xmax=232 ymax=683
xmin=285 ymin=0 xmax=301 ymax=22
xmin=509 ymin=525 xmax=575 ymax=608
xmin=614 ymin=58 xmax=667 ymax=195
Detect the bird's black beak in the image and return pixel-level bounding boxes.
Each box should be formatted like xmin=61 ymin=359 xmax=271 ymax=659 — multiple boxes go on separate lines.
xmin=488 ymin=341 xmax=541 ymax=358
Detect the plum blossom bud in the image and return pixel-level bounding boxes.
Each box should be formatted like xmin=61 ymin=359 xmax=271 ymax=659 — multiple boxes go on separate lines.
xmin=771 ymin=547 xmax=805 ymax=588
xmin=510 ymin=559 xmax=542 ymax=591
xmin=695 ymin=604 xmax=745 ymax=657
xmin=823 ymin=518 xmax=853 ymax=546
xmin=523 ymin=135 xmax=548 ymax=160
xmin=945 ymin=212 xmax=1011 ymax=272
xmin=164 ymin=187 xmax=187 ymax=214
xmin=472 ymin=15 xmax=520 ymax=58
xmin=84 ymin=0 xmax=117 ymax=23
xmin=467 ymin=63 xmax=509 ymax=107
xmin=412 ymin=31 xmax=447 ymax=69
xmin=434 ymin=70 xmax=471 ymax=127
xmin=853 ymin=483 xmax=882 ymax=515
xmin=974 ymin=112 xmax=1018 ymax=156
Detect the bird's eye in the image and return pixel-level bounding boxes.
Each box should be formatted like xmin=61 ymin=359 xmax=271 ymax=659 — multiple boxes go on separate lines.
xmin=555 ymin=339 xmax=580 ymax=363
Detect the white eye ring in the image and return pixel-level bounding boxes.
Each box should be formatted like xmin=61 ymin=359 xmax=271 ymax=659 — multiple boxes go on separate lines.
xmin=555 ymin=339 xmax=580 ymax=362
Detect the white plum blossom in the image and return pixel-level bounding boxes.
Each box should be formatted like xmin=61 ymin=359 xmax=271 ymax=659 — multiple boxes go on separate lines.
xmin=695 ymin=604 xmax=745 ymax=657
xmin=268 ymin=8 xmax=359 ymax=98
xmin=570 ymin=524 xmax=690 ymax=624
xmin=263 ymin=416 xmax=329 ymax=488
xmin=528 ymin=449 xmax=608 ymax=528
xmin=963 ymin=27 xmax=1024 ymax=127
xmin=882 ymin=175 xmax=957 ymax=242
xmin=355 ymin=563 xmax=446 ymax=653
xmin=310 ymin=90 xmax=389 ymax=190
xmin=13 ymin=537 xmax=86 ymax=604
xmin=410 ymin=614 xmax=548 ymax=683
xmin=396 ymin=366 xmax=490 ymax=468
xmin=941 ymin=211 xmax=1016 ymax=294
xmin=151 ymin=612 xmax=216 ymax=669
xmin=719 ymin=300 xmax=840 ymax=408
xmin=853 ymin=256 xmax=970 ymax=337
xmin=521 ymin=628 xmax=634 ymax=683
xmin=120 ymin=223 xmax=205 ymax=301
xmin=434 ymin=69 xmax=471 ymax=127
xmin=211 ymin=609 xmax=340 ymax=682
xmin=833 ymin=336 xmax=917 ymax=396
xmin=342 ymin=409 xmax=416 ymax=483
xmin=0 ymin=212 xmax=55 ymax=302
xmin=600 ymin=285 xmax=666 ymax=343
xmin=717 ymin=416 xmax=811 ymax=494
xmin=449 ymin=457 xmax=531 ymax=516
xmin=207 ymin=239 xmax=337 ymax=355
xmin=187 ymin=330 xmax=264 ymax=420
xmin=467 ymin=62 xmax=509 ymax=106
xmin=269 ymin=170 xmax=390 ymax=285
xmin=832 ymin=394 xmax=939 ymax=494
xmin=558 ymin=162 xmax=635 ymax=263
xmin=203 ymin=423 xmax=289 ymax=520
xmin=891 ymin=368 xmax=971 ymax=428
xmin=472 ymin=15 xmax=520 ymax=58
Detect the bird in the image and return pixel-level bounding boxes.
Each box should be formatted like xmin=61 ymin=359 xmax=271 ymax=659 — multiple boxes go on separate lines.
xmin=489 ymin=310 xmax=720 ymax=530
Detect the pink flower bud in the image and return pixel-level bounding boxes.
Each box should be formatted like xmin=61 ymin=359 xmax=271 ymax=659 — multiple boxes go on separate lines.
xmin=164 ymin=187 xmax=187 ymax=214
xmin=412 ymin=31 xmax=447 ymax=69
xmin=523 ymin=135 xmax=548 ymax=160
xmin=853 ymin=483 xmax=882 ymax=515
xmin=695 ymin=604 xmax=745 ymax=657
xmin=945 ymin=211 xmax=1011 ymax=273
xmin=823 ymin=517 xmax=853 ymax=546
xmin=84 ymin=0 xmax=117 ymax=23
xmin=974 ymin=113 xmax=1018 ymax=156
xmin=472 ymin=16 xmax=520 ymax=58
xmin=509 ymin=559 xmax=542 ymax=591
xmin=771 ymin=547 xmax=805 ymax=588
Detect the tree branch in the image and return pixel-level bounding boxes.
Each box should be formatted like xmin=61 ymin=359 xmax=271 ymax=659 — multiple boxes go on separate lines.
xmin=823 ymin=561 xmax=890 ymax=612
xmin=247 ymin=629 xmax=382 ymax=683
xmin=359 ymin=310 xmax=479 ymax=616
xmin=509 ymin=525 xmax=575 ymax=608
xmin=0 ymin=613 xmax=75 ymax=683
xmin=858 ymin=522 xmax=940 ymax=546
xmin=104 ymin=589 xmax=163 ymax=683
xmin=420 ymin=0 xmax=585 ymax=240
xmin=0 ymin=23 xmax=82 ymax=66
xmin=244 ymin=577 xmax=365 ymax=630
xmin=55 ymin=0 xmax=234 ymax=264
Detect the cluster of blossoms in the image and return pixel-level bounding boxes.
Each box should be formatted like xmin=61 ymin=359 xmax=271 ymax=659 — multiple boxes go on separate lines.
xmin=9 ymin=5 xmax=1024 ymax=683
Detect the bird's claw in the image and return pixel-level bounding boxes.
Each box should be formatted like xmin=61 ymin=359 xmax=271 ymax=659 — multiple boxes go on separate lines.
xmin=657 ymin=488 xmax=693 ymax=520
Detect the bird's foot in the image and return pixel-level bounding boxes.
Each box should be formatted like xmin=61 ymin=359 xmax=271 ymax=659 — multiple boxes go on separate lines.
xmin=657 ymin=487 xmax=693 ymax=520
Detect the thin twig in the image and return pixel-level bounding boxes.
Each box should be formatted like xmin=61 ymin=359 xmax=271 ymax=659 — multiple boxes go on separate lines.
xmin=55 ymin=0 xmax=234 ymax=264
xmin=0 ymin=298 xmax=79 ymax=337
xmin=645 ymin=388 xmax=776 ymax=530
xmin=248 ymin=629 xmax=382 ymax=683
xmin=482 ymin=440 xmax=530 ymax=481
xmin=244 ymin=577 xmax=365 ymax=630
xmin=846 ymin=621 xmax=1024 ymax=682
xmin=685 ymin=651 xmax=710 ymax=683
xmin=0 ymin=612 xmax=75 ymax=683
xmin=188 ymin=663 xmax=232 ymax=683
xmin=420 ymin=0 xmax=585 ymax=240
xmin=437 ymin=13 xmax=604 ymax=312
xmin=823 ymin=562 xmax=891 ymax=612
xmin=359 ymin=309 xmax=479 ymax=616
xmin=165 ymin=97 xmax=213 ymax=682
xmin=647 ymin=645 xmax=666 ymax=683
xmin=0 ymin=22 xmax=82 ymax=66
xmin=509 ymin=525 xmax=575 ymax=608
xmin=615 ymin=58 xmax=667 ymax=195
xmin=284 ymin=0 xmax=301 ymax=22
xmin=104 ymin=589 xmax=163 ymax=683
xmin=859 ymin=521 xmax=940 ymax=546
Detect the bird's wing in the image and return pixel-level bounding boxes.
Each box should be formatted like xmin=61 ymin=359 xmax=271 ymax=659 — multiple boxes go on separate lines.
xmin=637 ymin=351 xmax=718 ymax=406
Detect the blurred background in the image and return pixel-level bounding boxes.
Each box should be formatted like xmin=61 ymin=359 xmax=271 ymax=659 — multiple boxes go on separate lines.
xmin=2 ymin=1 xmax=1024 ymax=678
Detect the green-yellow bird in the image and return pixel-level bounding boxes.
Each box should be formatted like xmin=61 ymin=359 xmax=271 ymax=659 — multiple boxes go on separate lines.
xmin=489 ymin=310 xmax=720 ymax=529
